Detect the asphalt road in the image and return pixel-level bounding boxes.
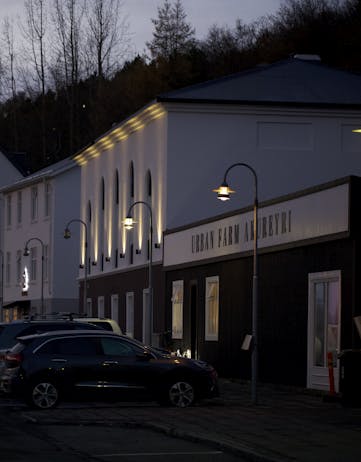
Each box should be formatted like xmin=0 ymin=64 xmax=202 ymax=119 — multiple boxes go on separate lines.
xmin=0 ymin=402 xmax=246 ymax=462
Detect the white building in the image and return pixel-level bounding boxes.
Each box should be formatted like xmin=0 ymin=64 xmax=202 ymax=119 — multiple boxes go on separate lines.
xmin=0 ymin=158 xmax=81 ymax=320
xmin=74 ymin=55 xmax=361 ymax=344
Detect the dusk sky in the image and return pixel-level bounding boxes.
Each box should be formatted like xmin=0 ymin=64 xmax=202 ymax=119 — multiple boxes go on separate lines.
xmin=1 ymin=0 xmax=283 ymax=54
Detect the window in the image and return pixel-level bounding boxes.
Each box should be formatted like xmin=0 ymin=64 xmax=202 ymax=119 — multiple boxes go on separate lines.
xmin=111 ymin=294 xmax=119 ymax=324
xmin=30 ymin=247 xmax=37 ymax=281
xmin=44 ymin=182 xmax=51 ymax=217
xmin=44 ymin=245 xmax=49 ymax=281
xmin=114 ymin=170 xmax=119 ymax=205
xmin=17 ymin=191 xmax=22 ymax=225
xmin=39 ymin=338 xmax=98 ymax=355
xmin=100 ymin=338 xmax=136 ymax=356
xmin=130 ymin=162 xmax=134 ymax=198
xmin=126 ymin=292 xmax=134 ymax=338
xmin=6 ymin=194 xmax=12 ymax=227
xmin=172 ymin=280 xmax=183 ymax=339
xmin=98 ymin=296 xmax=105 ymax=318
xmin=205 ymin=276 xmax=219 ymax=341
xmin=86 ymin=298 xmax=92 ymax=317
xmin=5 ymin=252 xmax=11 ymax=285
xmin=146 ymin=170 xmax=152 ymax=198
xmin=31 ymin=186 xmax=38 ymax=221
xmin=16 ymin=250 xmax=22 ymax=284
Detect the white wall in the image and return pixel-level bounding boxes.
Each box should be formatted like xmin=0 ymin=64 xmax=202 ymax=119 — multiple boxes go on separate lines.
xmin=165 ymin=104 xmax=361 ymax=228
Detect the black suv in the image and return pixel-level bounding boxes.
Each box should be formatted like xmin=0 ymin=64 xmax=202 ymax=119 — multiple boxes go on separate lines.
xmin=0 ymin=320 xmax=102 ymax=381
xmin=1 ymin=330 xmax=219 ymax=409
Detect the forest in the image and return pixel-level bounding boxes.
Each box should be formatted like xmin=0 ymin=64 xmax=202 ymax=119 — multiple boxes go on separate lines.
xmin=1 ymin=0 xmax=361 ymax=173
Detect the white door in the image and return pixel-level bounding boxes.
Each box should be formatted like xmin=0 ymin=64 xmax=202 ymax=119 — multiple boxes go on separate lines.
xmin=307 ymin=271 xmax=341 ymax=392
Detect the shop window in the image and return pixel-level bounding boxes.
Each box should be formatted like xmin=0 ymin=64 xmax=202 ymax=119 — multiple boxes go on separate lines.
xmin=205 ymin=276 xmax=219 ymax=341
xmin=126 ymin=292 xmax=134 ymax=338
xmin=172 ymin=280 xmax=184 ymax=339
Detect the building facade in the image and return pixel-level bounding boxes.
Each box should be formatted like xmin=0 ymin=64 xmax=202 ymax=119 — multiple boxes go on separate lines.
xmin=0 ymin=158 xmax=81 ymax=320
xmin=163 ymin=176 xmax=361 ymax=392
xmin=74 ymin=56 xmax=361 ymax=354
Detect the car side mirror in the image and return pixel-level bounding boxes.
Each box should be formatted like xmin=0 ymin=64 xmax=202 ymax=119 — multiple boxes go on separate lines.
xmin=136 ymin=351 xmax=152 ymax=361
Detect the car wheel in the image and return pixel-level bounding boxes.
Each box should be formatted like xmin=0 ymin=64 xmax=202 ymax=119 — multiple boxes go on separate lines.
xmin=163 ymin=379 xmax=195 ymax=408
xmin=28 ymin=380 xmax=60 ymax=410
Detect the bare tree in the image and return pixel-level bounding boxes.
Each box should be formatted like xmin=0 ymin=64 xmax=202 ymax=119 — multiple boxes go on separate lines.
xmin=84 ymin=0 xmax=130 ymax=79
xmin=21 ymin=0 xmax=48 ymax=162
xmin=1 ymin=17 xmax=19 ymax=150
xmin=51 ymin=0 xmax=85 ymax=154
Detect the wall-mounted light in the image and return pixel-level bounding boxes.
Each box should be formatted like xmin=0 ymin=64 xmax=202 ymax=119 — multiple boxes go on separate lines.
xmin=105 ymin=256 xmax=111 ymax=262
xmin=123 ymin=216 xmax=136 ymax=230
xmin=79 ymin=264 xmax=84 ymax=269
xmin=92 ymin=261 xmax=97 ymax=266
xmin=119 ymin=253 xmax=125 ymax=259
xmin=136 ymin=249 xmax=141 ymax=255
xmin=154 ymin=243 xmax=161 ymax=249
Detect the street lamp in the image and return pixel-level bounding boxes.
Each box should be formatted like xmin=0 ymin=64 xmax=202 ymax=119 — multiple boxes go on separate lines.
xmin=64 ymin=219 xmax=88 ymax=315
xmin=24 ymin=237 xmax=45 ymax=315
xmin=213 ymin=162 xmax=259 ymax=405
xmin=123 ymin=201 xmax=153 ymax=345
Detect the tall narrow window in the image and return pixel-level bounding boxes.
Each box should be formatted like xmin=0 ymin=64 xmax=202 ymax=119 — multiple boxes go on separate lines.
xmin=6 ymin=252 xmax=11 ymax=284
xmin=172 ymin=280 xmax=184 ymax=339
xmin=146 ymin=170 xmax=152 ymax=198
xmin=17 ymin=191 xmax=22 ymax=225
xmin=44 ymin=182 xmax=51 ymax=217
xmin=111 ymin=294 xmax=119 ymax=324
xmin=6 ymin=195 xmax=12 ymax=227
xmin=30 ymin=247 xmax=37 ymax=281
xmin=31 ymin=186 xmax=38 ymax=221
xmin=114 ymin=170 xmax=119 ymax=205
xmin=126 ymin=292 xmax=134 ymax=338
xmin=130 ymin=162 xmax=134 ymax=198
xmin=44 ymin=245 xmax=49 ymax=281
xmin=16 ymin=250 xmax=22 ymax=284
xmin=205 ymin=276 xmax=219 ymax=341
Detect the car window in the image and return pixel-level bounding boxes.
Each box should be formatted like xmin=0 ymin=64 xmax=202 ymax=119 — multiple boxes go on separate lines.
xmin=0 ymin=324 xmax=31 ymax=348
xmin=100 ymin=337 xmax=137 ymax=356
xmin=89 ymin=321 xmax=113 ymax=331
xmin=38 ymin=337 xmax=99 ymax=356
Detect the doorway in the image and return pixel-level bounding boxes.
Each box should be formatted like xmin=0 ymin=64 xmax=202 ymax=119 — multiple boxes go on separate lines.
xmin=307 ymin=270 xmax=341 ymax=392
xmin=190 ymin=281 xmax=198 ymax=359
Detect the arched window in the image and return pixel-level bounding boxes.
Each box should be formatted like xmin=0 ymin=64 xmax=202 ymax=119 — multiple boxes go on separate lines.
xmin=114 ymin=170 xmax=119 ymax=205
xmin=130 ymin=162 xmax=134 ymax=198
xmin=146 ymin=170 xmax=152 ymax=198
xmin=101 ymin=177 xmax=105 ymax=210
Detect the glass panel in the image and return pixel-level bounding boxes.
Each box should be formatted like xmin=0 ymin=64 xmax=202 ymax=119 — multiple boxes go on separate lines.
xmin=314 ymin=282 xmax=325 ymax=367
xmin=327 ymin=281 xmax=339 ymax=367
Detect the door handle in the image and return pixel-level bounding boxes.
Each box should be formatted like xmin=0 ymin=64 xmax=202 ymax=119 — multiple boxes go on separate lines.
xmin=102 ymin=360 xmax=119 ymax=366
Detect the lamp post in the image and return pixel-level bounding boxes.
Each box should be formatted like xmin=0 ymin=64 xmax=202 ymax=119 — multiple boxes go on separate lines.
xmin=64 ymin=219 xmax=88 ymax=315
xmin=24 ymin=237 xmax=45 ymax=315
xmin=213 ymin=162 xmax=259 ymax=405
xmin=123 ymin=201 xmax=153 ymax=345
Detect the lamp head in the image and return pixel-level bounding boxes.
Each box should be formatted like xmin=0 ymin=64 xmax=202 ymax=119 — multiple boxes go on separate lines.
xmin=64 ymin=228 xmax=71 ymax=239
xmin=123 ymin=216 xmax=135 ymax=230
xmin=213 ymin=181 xmax=235 ymax=201
xmin=23 ymin=246 xmax=30 ymax=257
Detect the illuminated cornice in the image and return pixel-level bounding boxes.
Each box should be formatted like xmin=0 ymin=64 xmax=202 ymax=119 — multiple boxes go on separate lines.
xmin=74 ymin=103 xmax=166 ymax=166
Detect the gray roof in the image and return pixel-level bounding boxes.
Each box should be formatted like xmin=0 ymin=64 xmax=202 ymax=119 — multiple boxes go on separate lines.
xmin=157 ymin=57 xmax=361 ymax=107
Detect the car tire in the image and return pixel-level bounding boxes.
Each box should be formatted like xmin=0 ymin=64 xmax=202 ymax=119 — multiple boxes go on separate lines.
xmin=160 ymin=379 xmax=195 ymax=408
xmin=27 ymin=380 xmax=60 ymax=410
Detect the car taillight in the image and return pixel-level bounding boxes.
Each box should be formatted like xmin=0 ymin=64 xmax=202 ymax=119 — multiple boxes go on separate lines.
xmin=5 ymin=352 xmax=23 ymax=367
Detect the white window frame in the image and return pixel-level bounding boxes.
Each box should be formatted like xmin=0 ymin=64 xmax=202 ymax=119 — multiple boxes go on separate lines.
xmin=17 ymin=191 xmax=22 ymax=225
xmin=126 ymin=292 xmax=134 ymax=338
xmin=6 ymin=194 xmax=12 ymax=227
xmin=205 ymin=276 xmax=219 ymax=341
xmin=172 ymin=280 xmax=184 ymax=339
xmin=111 ymin=294 xmax=119 ymax=324
xmin=97 ymin=296 xmax=105 ymax=318
xmin=31 ymin=186 xmax=38 ymax=221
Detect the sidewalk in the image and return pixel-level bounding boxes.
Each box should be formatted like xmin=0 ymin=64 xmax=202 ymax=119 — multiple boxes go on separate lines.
xmin=14 ymin=379 xmax=361 ymax=462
